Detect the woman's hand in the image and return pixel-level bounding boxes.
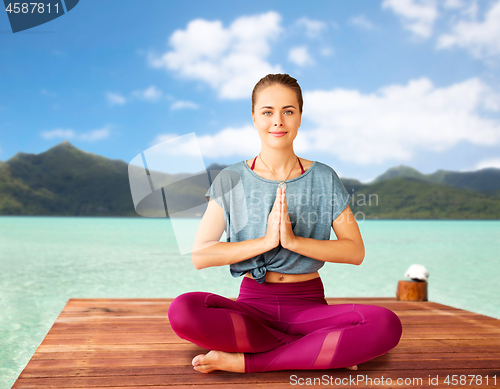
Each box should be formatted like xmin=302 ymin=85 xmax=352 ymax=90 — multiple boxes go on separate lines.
xmin=263 ymin=187 xmax=282 ymax=250
xmin=280 ymin=188 xmax=297 ymax=250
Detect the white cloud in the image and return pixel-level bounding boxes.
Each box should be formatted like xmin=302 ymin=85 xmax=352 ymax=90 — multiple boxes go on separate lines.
xmin=461 ymin=0 xmax=480 ymax=19
xmin=170 ymin=100 xmax=199 ymax=110
xmin=106 ymin=92 xmax=127 ymax=105
xmin=320 ymin=47 xmax=334 ymax=57
xmin=41 ymin=129 xmax=75 ymax=139
xmin=288 ymin=46 xmax=314 ymax=67
xmin=153 ymin=125 xmax=261 ymax=158
xmin=150 ymin=77 xmax=500 ymax=167
xmin=132 ymin=86 xmax=163 ymax=102
xmin=474 ymin=157 xmax=500 ymax=170
xmin=299 ymin=77 xmax=500 ymax=165
xmin=437 ymin=0 xmax=500 ymax=58
xmin=148 ymin=12 xmax=282 ymax=100
xmin=79 ymin=127 xmax=110 ymax=141
xmin=349 ymin=14 xmax=375 ymax=30
xmin=147 ymin=78 xmax=500 ymax=166
xmin=443 ymin=0 xmax=464 ymax=9
xmin=107 ymin=87 xmax=164 ymax=106
xmin=41 ymin=126 xmax=110 ymax=141
xmin=382 ymin=0 xmax=438 ymax=38
xmin=295 ymin=17 xmax=328 ymax=38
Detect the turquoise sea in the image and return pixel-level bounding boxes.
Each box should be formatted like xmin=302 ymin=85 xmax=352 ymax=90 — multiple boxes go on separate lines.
xmin=0 ymin=216 xmax=499 ymax=388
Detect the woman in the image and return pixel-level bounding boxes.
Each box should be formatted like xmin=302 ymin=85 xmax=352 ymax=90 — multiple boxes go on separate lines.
xmin=168 ymin=74 xmax=403 ymax=374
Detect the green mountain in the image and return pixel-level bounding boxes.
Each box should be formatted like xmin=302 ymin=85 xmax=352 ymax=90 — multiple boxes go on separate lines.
xmin=0 ymin=141 xmax=499 ymax=219
xmin=372 ymin=164 xmax=500 ymax=193
xmin=348 ymin=177 xmax=500 ymax=220
xmin=373 ymin=165 xmax=427 ymax=183
xmin=0 ymin=141 xmax=136 ymax=216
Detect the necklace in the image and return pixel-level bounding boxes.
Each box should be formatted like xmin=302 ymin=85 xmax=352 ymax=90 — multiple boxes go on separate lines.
xmin=258 ymin=153 xmax=298 ymax=190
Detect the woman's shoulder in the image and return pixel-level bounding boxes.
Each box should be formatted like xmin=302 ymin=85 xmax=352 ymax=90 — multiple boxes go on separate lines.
xmin=310 ymin=160 xmax=337 ymax=174
xmin=211 ymin=161 xmax=246 ymax=174
xmin=298 ymin=157 xmax=314 ymax=172
xmin=224 ymin=160 xmax=247 ymax=173
xmin=209 ymin=161 xmax=246 ymax=185
xmin=309 ymin=161 xmax=345 ymax=184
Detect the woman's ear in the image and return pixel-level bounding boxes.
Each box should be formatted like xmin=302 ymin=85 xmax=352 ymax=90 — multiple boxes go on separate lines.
xmin=251 ymin=111 xmax=256 ymax=124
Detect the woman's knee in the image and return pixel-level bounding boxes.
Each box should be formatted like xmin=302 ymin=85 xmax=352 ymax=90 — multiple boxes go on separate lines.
xmin=377 ymin=307 xmax=403 ymax=348
xmin=168 ymin=292 xmax=208 ymax=337
xmin=358 ymin=305 xmax=403 ymax=347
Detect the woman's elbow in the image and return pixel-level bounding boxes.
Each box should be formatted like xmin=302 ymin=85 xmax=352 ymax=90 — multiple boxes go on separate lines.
xmin=354 ymin=242 xmax=365 ymax=266
xmin=346 ymin=238 xmax=364 ymax=266
xmin=191 ymin=244 xmax=203 ymax=270
xmin=354 ymin=254 xmax=364 ymax=266
xmin=192 ymin=261 xmax=204 ymax=270
xmin=191 ymin=248 xmax=207 ymax=270
xmin=191 ymin=241 xmax=218 ymax=270
xmin=191 ymin=255 xmax=199 ymax=270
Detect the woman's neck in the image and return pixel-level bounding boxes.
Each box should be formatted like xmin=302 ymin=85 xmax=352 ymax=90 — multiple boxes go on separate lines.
xmin=258 ymin=146 xmax=298 ymax=175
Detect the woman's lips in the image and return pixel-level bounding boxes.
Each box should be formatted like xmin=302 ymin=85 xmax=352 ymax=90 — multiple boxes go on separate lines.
xmin=269 ymin=132 xmax=287 ymax=137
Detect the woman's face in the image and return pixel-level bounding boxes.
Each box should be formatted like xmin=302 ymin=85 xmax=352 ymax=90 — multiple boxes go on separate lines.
xmin=252 ymin=84 xmax=302 ymax=149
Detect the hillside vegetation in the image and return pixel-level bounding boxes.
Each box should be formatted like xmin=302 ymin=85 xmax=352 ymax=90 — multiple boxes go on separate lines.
xmin=1 ymin=141 xmax=499 ymax=219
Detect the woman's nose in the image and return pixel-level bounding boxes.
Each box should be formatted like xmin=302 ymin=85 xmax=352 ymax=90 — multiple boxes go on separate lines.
xmin=274 ymin=121 xmax=283 ymax=127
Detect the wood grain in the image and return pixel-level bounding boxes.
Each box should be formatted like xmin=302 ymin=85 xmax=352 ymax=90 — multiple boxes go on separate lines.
xmin=12 ymin=298 xmax=500 ymax=389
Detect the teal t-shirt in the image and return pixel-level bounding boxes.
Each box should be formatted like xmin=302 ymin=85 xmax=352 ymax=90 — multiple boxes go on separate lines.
xmin=205 ymin=160 xmax=350 ymax=283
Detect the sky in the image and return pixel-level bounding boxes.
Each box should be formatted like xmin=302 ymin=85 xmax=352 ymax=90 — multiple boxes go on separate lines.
xmin=1 ymin=0 xmax=500 ymax=182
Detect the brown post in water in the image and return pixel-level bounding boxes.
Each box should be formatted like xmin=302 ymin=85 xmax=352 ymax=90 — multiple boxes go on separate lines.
xmin=396 ymin=280 xmax=428 ymax=301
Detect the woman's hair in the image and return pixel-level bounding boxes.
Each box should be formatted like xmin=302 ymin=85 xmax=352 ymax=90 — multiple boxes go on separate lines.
xmin=252 ymin=73 xmax=303 ymax=113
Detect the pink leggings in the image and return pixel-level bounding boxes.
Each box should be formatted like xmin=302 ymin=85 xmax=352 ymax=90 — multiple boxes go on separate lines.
xmin=168 ymin=277 xmax=402 ymax=373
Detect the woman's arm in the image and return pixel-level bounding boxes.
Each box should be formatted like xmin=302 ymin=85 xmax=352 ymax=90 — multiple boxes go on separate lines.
xmin=191 ymin=197 xmax=276 ymax=270
xmin=285 ymin=205 xmax=365 ymax=266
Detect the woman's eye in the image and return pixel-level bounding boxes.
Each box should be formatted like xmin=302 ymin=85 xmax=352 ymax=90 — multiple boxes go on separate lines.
xmin=284 ymin=110 xmax=293 ymax=115
xmin=263 ymin=111 xmax=272 ymax=116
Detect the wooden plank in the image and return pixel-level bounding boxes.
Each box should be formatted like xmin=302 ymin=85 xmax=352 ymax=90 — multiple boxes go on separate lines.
xmin=12 ymin=298 xmax=500 ymax=389
xmin=34 ymin=336 xmax=500 ymax=349
xmin=21 ymin=351 xmax=500 ymax=369
xmin=39 ymin=332 xmax=500 ymax=346
xmin=17 ymin=358 xmax=500 ymax=378
xmin=12 ymin=369 xmax=500 ymax=388
xmin=22 ymin=350 xmax=500 ymax=367
xmin=42 ymin=331 xmax=500 ymax=341
xmin=65 ymin=297 xmax=477 ymax=313
xmin=43 ymin=323 xmax=500 ymax=336
xmin=31 ymin=342 xmax=500 ymax=356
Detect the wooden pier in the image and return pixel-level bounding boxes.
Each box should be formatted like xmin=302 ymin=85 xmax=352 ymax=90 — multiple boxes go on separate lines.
xmin=12 ymin=298 xmax=500 ymax=388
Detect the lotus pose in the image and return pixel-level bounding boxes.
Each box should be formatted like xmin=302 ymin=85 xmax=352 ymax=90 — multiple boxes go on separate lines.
xmin=168 ymin=74 xmax=402 ymax=374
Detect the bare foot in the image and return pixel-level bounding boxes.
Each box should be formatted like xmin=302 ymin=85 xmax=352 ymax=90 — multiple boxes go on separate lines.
xmin=345 ymin=365 xmax=358 ymax=370
xmin=192 ymin=350 xmax=245 ymax=373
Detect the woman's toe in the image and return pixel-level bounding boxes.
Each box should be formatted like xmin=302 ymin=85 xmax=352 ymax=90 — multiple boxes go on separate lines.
xmin=192 ymin=354 xmax=204 ymax=367
xmin=194 ymin=363 xmax=212 ymax=373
